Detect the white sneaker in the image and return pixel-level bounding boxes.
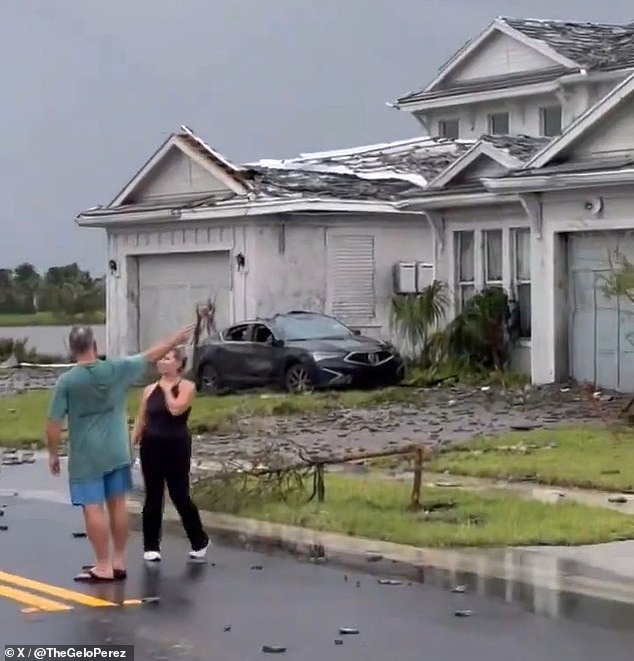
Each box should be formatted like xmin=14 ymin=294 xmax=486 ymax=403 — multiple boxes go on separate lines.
xmin=188 ymin=540 xmax=211 ymax=560
xmin=143 ymin=550 xmax=161 ymax=562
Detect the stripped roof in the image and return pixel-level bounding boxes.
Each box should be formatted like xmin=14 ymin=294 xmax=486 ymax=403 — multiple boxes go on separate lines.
xmin=479 ymin=134 xmax=552 ymax=161
xmin=395 ymin=17 xmax=634 ymax=106
xmin=178 ymin=125 xmax=249 ymax=183
xmin=98 ymin=130 xmax=552 ymax=217
xmin=249 ymin=137 xmax=472 ymax=198
xmin=504 ymin=18 xmax=634 ymax=71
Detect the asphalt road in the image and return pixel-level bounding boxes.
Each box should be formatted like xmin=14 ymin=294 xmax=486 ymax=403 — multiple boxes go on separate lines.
xmin=1 ymin=463 xmax=634 ymax=660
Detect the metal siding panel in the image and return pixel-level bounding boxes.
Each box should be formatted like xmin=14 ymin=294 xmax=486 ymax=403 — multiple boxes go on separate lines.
xmin=138 ymin=252 xmax=231 ymax=354
xmin=329 ymin=235 xmax=375 ymax=321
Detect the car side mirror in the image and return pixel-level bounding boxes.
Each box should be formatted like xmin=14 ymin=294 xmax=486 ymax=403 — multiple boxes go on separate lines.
xmin=272 ymin=338 xmax=285 ymax=347
xmin=352 ymin=329 xmax=361 ymax=336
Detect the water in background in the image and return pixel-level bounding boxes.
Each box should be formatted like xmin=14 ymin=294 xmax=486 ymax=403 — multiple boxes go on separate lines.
xmin=0 ymin=325 xmax=107 ymax=358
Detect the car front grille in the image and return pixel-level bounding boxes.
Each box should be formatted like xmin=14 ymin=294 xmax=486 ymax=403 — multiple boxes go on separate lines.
xmin=344 ymin=350 xmax=393 ymax=366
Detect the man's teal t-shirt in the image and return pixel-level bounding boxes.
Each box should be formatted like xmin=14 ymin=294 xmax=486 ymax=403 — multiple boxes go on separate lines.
xmin=47 ymin=354 xmax=148 ymax=483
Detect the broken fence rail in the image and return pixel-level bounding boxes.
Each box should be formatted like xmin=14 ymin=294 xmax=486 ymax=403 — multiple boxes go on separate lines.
xmin=199 ymin=443 xmax=433 ymax=508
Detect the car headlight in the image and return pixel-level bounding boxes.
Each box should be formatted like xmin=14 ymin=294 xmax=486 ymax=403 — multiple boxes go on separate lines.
xmin=311 ymin=352 xmax=341 ymax=362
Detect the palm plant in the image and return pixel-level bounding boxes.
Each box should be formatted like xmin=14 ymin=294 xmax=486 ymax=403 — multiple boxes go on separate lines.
xmin=445 ymin=287 xmax=510 ymax=370
xmin=389 ymin=280 xmax=449 ymax=363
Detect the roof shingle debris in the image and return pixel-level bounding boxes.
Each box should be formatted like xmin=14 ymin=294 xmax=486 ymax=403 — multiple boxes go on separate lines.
xmin=246 ymin=137 xmax=472 ymax=201
xmin=504 ymin=17 xmax=634 ymax=71
xmin=396 ymin=16 xmax=634 ymax=105
xmin=244 ymin=134 xmax=550 ymax=202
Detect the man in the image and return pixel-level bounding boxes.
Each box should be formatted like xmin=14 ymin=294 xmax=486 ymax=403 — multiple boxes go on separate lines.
xmin=46 ymin=322 xmax=195 ymax=583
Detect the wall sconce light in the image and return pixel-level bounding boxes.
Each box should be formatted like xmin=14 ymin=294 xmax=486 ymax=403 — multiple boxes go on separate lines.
xmin=235 ymin=253 xmax=246 ymax=271
xmin=108 ymin=259 xmax=118 ymax=276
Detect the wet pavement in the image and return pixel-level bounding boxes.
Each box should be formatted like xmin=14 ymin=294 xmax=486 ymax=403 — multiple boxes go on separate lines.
xmin=2 ymin=461 xmax=634 ymax=659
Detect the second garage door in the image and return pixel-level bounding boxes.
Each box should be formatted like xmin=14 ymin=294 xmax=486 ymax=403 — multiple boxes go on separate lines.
xmin=138 ymin=251 xmax=231 ymax=351
xmin=569 ymin=231 xmax=634 ymax=391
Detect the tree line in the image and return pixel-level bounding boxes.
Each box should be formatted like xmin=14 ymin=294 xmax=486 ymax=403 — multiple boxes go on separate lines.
xmin=0 ymin=263 xmax=105 ymax=317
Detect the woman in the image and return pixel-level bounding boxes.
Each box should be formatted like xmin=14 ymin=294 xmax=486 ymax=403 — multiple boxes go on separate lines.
xmin=132 ymin=346 xmax=210 ymax=561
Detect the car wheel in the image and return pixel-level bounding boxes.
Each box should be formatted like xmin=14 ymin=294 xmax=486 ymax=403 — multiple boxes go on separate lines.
xmin=284 ymin=363 xmax=313 ymax=394
xmin=199 ymin=364 xmax=220 ymax=394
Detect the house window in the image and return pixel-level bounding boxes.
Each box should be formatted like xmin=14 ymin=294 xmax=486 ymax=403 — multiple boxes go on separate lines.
xmin=483 ymin=230 xmax=503 ymax=289
xmin=513 ymin=228 xmax=531 ymax=338
xmin=455 ymin=231 xmax=475 ymax=309
xmin=439 ymin=119 xmax=459 ymax=139
xmin=329 ymin=235 xmax=375 ymax=321
xmin=540 ymin=106 xmax=562 ymax=137
xmin=488 ymin=112 xmax=509 ymax=135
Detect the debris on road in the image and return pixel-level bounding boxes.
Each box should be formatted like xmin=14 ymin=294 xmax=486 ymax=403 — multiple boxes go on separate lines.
xmin=339 ymin=627 xmax=359 ymax=635
xmin=262 ymin=645 xmax=287 ymax=654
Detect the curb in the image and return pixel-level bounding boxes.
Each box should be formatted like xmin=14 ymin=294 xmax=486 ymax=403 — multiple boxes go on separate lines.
xmin=126 ymin=497 xmax=634 ymax=606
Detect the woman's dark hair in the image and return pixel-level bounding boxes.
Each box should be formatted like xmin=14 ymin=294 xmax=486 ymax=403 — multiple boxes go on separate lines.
xmin=171 ymin=346 xmax=187 ymax=372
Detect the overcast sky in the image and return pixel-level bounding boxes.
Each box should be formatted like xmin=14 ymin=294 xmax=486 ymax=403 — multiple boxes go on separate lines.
xmin=2 ymin=0 xmax=633 ymax=274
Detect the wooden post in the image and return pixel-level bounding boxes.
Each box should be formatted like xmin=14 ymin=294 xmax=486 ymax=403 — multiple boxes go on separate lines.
xmin=410 ymin=446 xmax=424 ymax=508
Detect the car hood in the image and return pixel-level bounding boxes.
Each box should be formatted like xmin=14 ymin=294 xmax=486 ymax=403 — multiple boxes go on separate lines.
xmin=285 ymin=336 xmax=393 ymax=353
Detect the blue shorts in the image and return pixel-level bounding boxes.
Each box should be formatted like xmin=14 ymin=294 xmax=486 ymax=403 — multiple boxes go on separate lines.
xmin=69 ymin=465 xmax=132 ymax=507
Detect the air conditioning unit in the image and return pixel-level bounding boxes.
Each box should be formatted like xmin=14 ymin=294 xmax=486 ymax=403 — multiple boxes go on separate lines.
xmin=392 ymin=262 xmax=416 ymax=294
xmin=416 ymin=262 xmax=435 ymax=292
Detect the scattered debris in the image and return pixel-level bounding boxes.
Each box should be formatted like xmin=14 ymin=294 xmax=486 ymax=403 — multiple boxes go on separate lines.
xmin=334 ymin=639 xmax=343 ymax=646
xmin=608 ymin=495 xmax=628 ymax=504
xmin=72 ymin=531 xmax=87 ymax=538
xmin=223 ymin=625 xmax=232 ymax=632
xmin=454 ymin=609 xmax=473 ymax=617
xmin=141 ymin=596 xmax=161 ymax=604
xmin=355 ymin=580 xmax=361 ymax=588
xmin=250 ymin=565 xmax=263 ymax=571
xmin=0 ymin=525 xmax=8 ymax=531
xmin=262 ymin=645 xmax=287 ymax=654
xmin=377 ymin=579 xmax=402 ymax=586
xmin=338 ymin=628 xmax=359 ymax=635
xmin=451 ymin=585 xmax=467 ymax=593
xmin=365 ymin=552 xmax=383 ymax=563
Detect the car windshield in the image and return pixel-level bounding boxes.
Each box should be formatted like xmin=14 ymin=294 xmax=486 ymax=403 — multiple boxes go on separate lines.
xmin=274 ymin=315 xmax=353 ymax=341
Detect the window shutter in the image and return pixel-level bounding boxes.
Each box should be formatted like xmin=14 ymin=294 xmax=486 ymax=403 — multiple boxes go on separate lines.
xmin=329 ymin=235 xmax=375 ymax=321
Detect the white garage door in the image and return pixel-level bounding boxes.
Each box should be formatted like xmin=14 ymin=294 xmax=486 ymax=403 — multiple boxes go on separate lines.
xmin=569 ymin=231 xmax=634 ymax=391
xmin=138 ymin=251 xmax=231 ymax=352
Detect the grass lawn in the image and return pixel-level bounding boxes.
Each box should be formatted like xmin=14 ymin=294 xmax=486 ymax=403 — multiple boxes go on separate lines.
xmin=194 ymin=473 xmax=634 ymax=547
xmin=0 ymin=386 xmax=420 ymax=447
xmin=0 ymin=311 xmax=106 ymax=327
xmin=428 ymin=426 xmax=634 ymax=492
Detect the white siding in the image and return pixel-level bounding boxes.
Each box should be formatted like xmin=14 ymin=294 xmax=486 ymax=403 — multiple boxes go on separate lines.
xmin=450 ymin=155 xmax=508 ymax=185
xmin=423 ymin=79 xmax=621 ymax=141
xmin=449 ymin=32 xmax=558 ymax=83
xmin=130 ymin=146 xmax=232 ymax=203
xmin=106 ymin=221 xmax=252 ymax=356
xmin=250 ymin=214 xmax=433 ymax=343
xmin=426 ymin=93 xmax=561 ymax=140
xmin=568 ymin=100 xmax=634 ymax=160
xmin=251 ymin=222 xmax=328 ymax=317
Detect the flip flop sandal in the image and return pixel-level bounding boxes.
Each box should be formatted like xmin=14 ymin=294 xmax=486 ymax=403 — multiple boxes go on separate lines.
xmin=74 ymin=569 xmax=116 ymax=583
xmin=81 ymin=565 xmax=127 ymax=580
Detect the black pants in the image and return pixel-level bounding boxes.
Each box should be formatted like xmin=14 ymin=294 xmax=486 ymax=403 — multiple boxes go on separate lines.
xmin=139 ymin=434 xmax=208 ymax=552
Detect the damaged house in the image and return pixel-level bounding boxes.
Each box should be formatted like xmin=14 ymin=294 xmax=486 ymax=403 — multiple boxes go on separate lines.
xmin=78 ymin=16 xmax=634 ymax=390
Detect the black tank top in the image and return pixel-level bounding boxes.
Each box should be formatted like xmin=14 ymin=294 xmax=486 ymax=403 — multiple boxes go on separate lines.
xmin=143 ymin=383 xmax=191 ymax=440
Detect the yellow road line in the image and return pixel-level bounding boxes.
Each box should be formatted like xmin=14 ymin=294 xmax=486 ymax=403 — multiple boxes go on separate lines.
xmin=0 ymin=585 xmax=72 ymax=612
xmin=0 ymin=570 xmax=115 ymax=608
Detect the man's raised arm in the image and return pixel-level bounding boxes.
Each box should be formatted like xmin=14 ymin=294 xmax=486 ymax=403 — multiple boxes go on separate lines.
xmin=141 ymin=323 xmax=196 ymax=364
